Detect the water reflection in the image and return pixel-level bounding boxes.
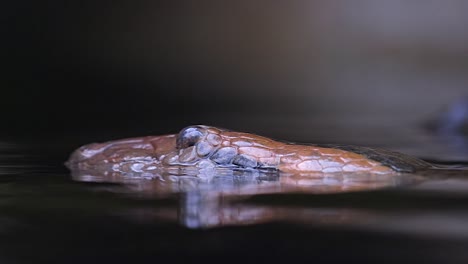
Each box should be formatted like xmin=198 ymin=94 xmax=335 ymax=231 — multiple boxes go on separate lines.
xmin=0 ymin=145 xmax=53 ymax=175
xmin=71 ymin=169 xmax=416 ymax=196
xmin=71 ymin=169 xmax=421 ymax=228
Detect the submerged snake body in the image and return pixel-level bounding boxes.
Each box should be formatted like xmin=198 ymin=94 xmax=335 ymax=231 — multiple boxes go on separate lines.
xmin=66 ymin=125 xmax=432 ymax=174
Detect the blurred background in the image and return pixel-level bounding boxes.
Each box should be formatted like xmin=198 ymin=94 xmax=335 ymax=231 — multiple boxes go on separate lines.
xmin=4 ymin=3 xmax=468 ymax=263
xmin=3 ymin=1 xmax=468 ymax=156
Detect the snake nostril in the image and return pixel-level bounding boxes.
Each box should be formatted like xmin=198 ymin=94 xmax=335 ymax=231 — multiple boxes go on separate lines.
xmin=176 ymin=126 xmax=206 ymax=149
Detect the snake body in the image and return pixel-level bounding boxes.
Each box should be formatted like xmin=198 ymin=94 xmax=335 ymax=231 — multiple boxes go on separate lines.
xmin=66 ymin=125 xmax=432 ymax=175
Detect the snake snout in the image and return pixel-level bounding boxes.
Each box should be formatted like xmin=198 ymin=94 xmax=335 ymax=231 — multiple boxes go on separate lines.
xmin=176 ymin=125 xmax=208 ymax=149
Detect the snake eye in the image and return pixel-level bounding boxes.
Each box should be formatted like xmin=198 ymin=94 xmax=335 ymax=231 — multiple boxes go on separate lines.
xmin=176 ymin=126 xmax=206 ymax=149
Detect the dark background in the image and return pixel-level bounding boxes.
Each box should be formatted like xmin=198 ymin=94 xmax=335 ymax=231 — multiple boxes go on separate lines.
xmin=4 ymin=1 xmax=468 ymax=143
xmin=3 ymin=3 xmax=468 ymax=263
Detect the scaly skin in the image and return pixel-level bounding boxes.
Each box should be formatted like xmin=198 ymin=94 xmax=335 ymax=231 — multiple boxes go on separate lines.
xmin=66 ymin=125 xmax=432 ymax=174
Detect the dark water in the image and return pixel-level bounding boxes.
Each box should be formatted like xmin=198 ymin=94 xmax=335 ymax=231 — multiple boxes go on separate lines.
xmin=1 ymin=123 xmax=468 ymax=264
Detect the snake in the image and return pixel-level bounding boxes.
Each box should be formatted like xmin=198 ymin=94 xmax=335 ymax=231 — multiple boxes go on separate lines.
xmin=66 ymin=125 xmax=434 ymax=175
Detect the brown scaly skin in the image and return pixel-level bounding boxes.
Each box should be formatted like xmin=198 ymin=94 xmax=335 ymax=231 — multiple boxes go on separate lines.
xmin=66 ymin=125 xmax=433 ymax=175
